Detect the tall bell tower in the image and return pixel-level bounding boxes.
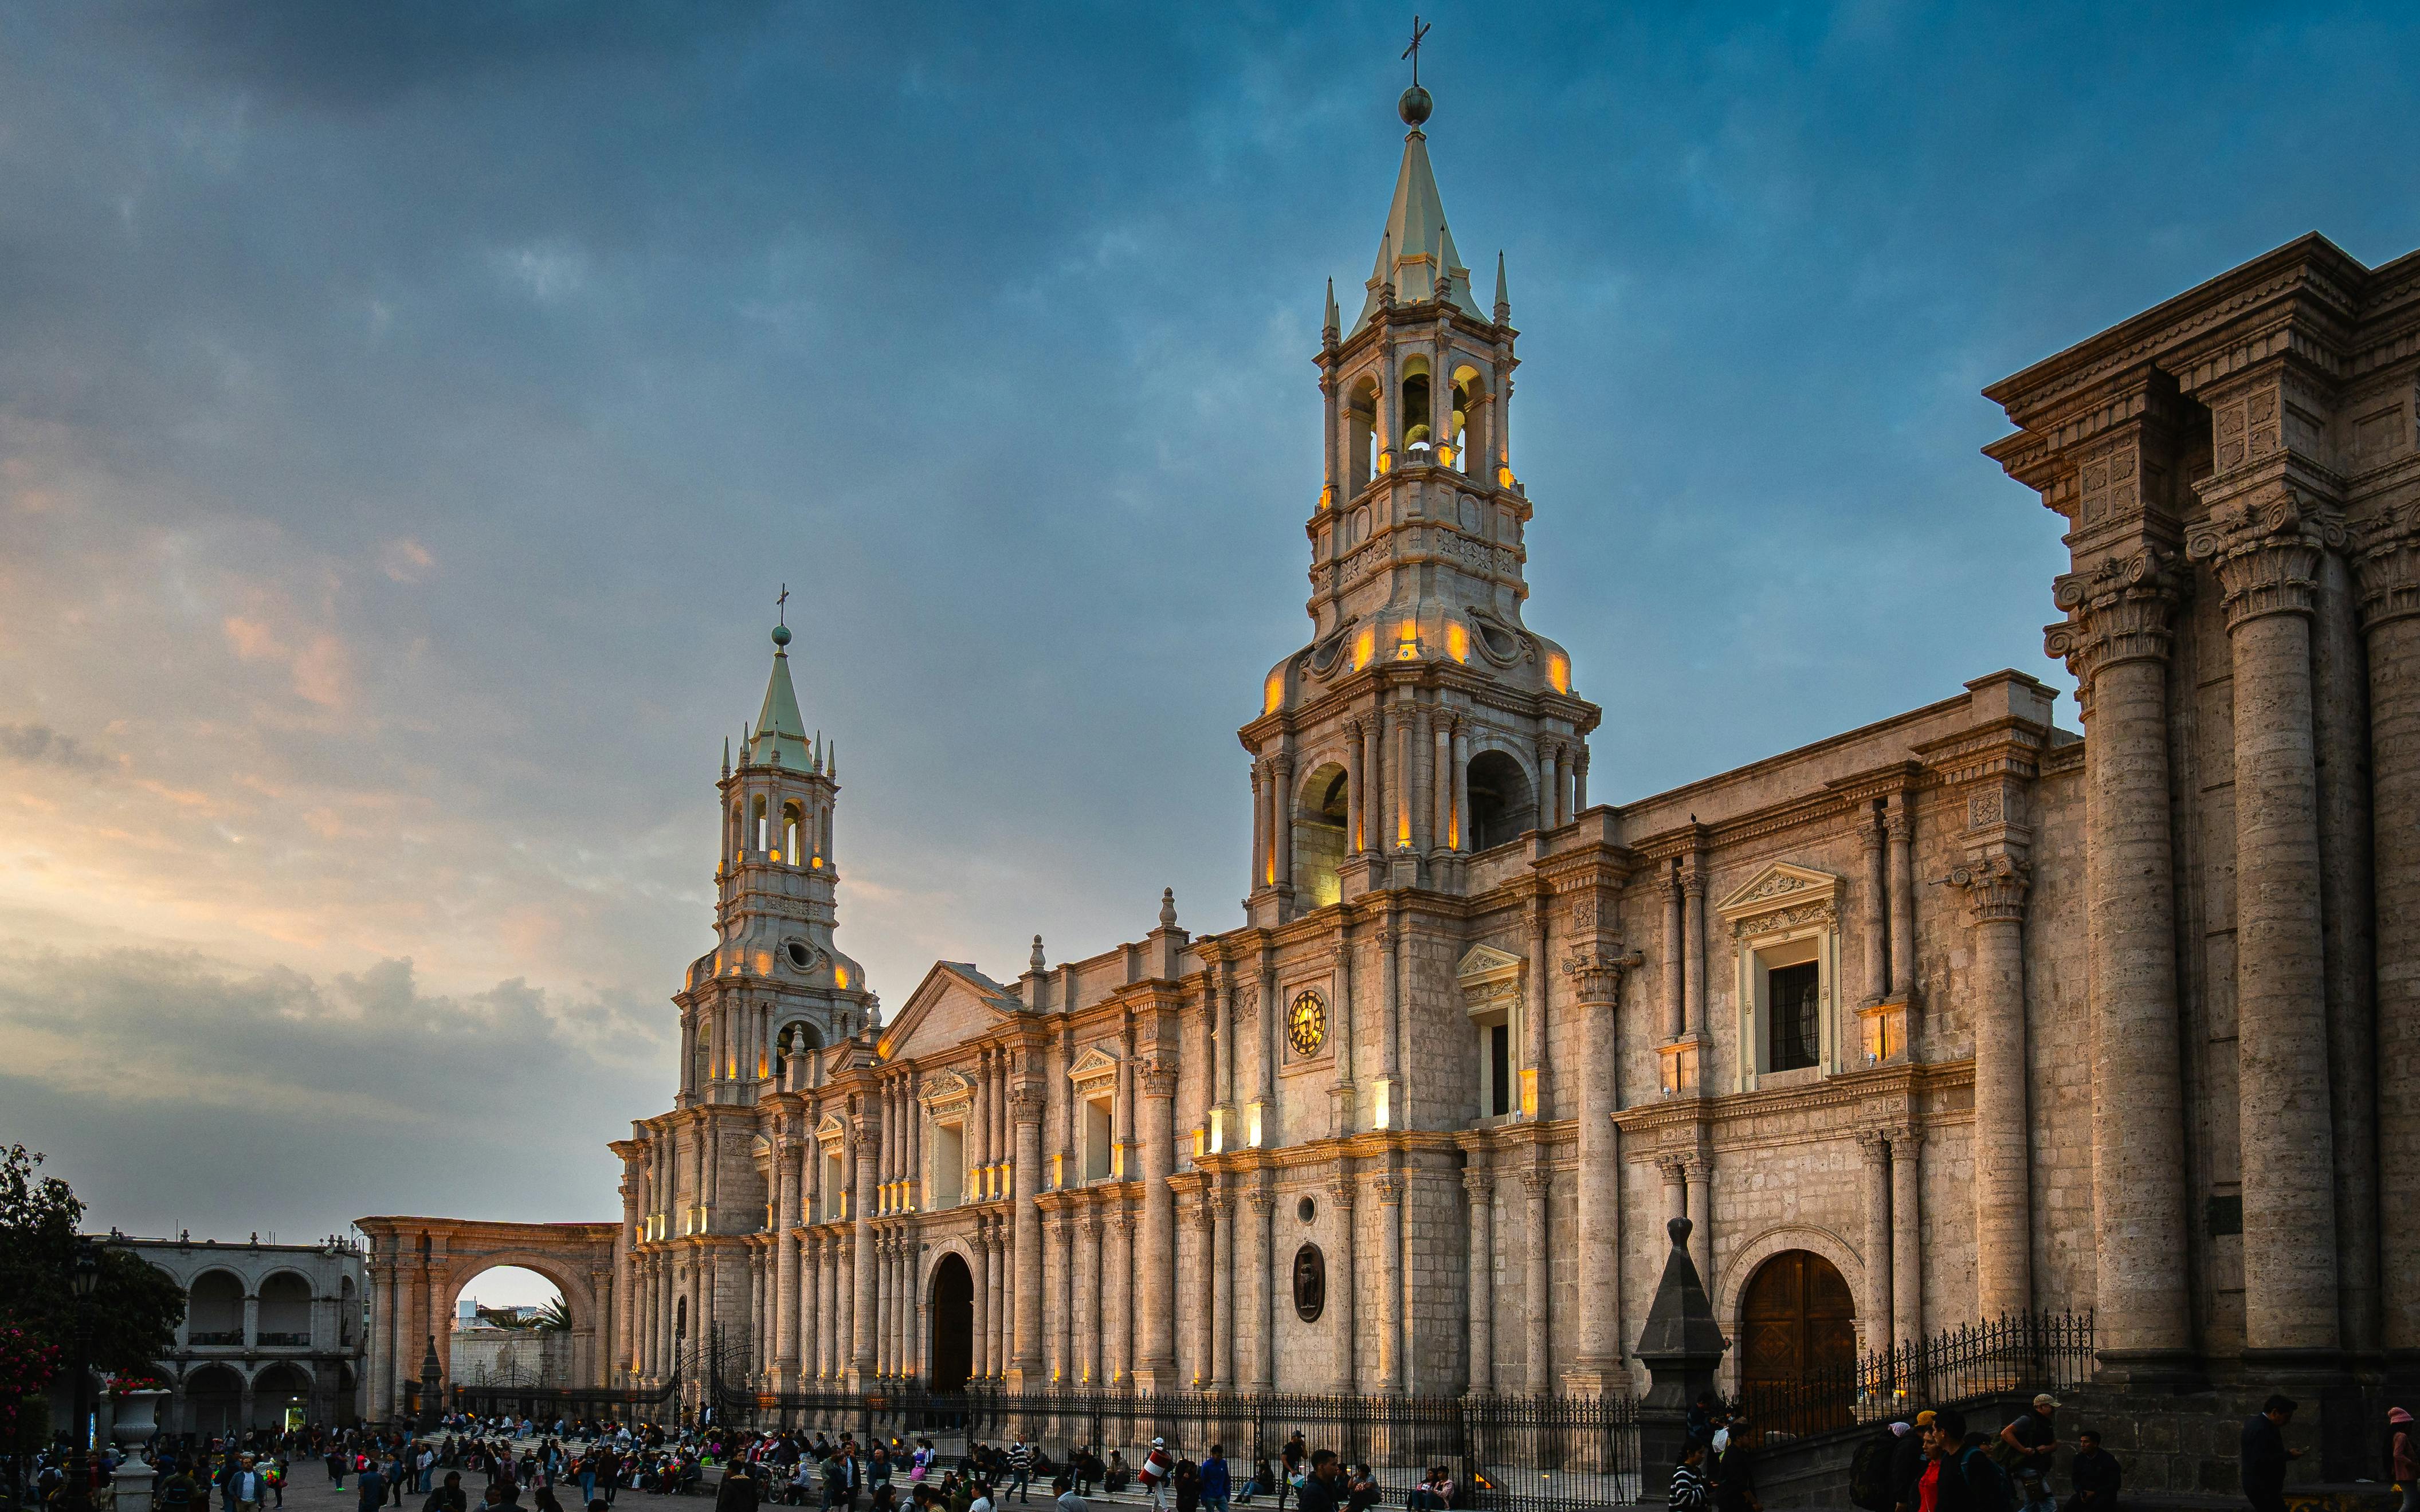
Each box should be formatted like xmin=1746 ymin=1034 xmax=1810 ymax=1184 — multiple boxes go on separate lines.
xmin=1240 ymin=80 xmax=1600 ymax=924
xmin=674 ymin=612 xmax=869 ymax=1111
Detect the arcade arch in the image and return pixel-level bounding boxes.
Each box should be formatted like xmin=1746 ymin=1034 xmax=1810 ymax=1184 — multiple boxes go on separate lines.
xmin=355 ymin=1217 xmax=618 ymax=1420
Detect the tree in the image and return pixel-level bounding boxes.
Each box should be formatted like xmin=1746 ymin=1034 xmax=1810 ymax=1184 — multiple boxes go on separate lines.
xmin=0 ymin=1146 xmax=186 ymax=1385
xmin=534 ymin=1297 xmax=571 ymax=1334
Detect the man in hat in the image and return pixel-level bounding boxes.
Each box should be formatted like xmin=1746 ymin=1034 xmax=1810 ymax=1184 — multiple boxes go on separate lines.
xmin=1139 ymin=1440 xmax=1175 ymax=1511
xmin=1999 ymin=1395 xmax=2061 ymax=1512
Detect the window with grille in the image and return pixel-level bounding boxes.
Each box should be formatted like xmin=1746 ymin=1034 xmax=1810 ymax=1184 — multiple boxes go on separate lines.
xmin=1767 ymin=960 xmax=1821 ymax=1071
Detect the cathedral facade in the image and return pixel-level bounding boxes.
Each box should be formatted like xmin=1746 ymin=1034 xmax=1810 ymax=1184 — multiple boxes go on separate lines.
xmin=364 ymin=89 xmax=2420 ymax=1420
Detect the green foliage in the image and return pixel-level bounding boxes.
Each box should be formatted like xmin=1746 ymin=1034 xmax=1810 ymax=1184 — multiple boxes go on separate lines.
xmin=0 ymin=1145 xmax=187 ymax=1381
xmin=534 ymin=1297 xmax=572 ymax=1334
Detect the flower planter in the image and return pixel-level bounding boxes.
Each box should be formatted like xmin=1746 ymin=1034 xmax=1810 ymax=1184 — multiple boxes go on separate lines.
xmin=109 ymin=1389 xmax=166 ymax=1445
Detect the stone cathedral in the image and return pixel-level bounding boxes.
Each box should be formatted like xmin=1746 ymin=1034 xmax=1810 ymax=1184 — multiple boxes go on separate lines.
xmin=364 ymin=85 xmax=2420 ymax=1424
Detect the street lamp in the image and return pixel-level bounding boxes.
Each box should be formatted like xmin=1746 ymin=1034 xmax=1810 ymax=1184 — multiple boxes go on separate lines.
xmin=57 ymin=1238 xmax=103 ymax=1512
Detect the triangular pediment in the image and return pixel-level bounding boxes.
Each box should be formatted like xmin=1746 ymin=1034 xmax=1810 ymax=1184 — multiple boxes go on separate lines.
xmin=1456 ymin=942 xmax=1525 ymax=983
xmin=882 ymin=960 xmax=1019 ymax=1062
xmin=814 ymin=1113 xmax=846 ymax=1144
xmin=1716 ymin=862 xmax=1839 ymax=921
xmin=1067 ymin=1045 xmax=1121 ymax=1087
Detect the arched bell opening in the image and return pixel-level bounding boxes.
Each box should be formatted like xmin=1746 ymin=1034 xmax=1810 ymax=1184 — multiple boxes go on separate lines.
xmin=1465 ymin=750 xmax=1537 ymax=851
xmin=1292 ymin=763 xmax=1351 ymax=908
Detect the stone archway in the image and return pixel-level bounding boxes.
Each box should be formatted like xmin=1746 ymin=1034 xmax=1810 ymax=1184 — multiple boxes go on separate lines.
xmin=356 ymin=1216 xmax=618 ymax=1421
xmin=926 ymin=1252 xmax=974 ymax=1391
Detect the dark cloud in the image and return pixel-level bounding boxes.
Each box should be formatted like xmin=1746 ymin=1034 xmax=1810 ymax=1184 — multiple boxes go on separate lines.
xmin=0 ymin=724 xmax=115 ymax=774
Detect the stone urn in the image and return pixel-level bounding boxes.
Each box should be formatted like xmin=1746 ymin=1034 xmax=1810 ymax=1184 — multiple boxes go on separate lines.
xmin=109 ymin=1390 xmax=167 ymax=1446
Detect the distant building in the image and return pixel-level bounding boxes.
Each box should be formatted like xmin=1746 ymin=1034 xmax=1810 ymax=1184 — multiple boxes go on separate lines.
xmin=115 ymin=1231 xmax=366 ymax=1434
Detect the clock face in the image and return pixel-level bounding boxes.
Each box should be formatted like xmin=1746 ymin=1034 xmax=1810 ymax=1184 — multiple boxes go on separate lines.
xmin=1287 ymin=991 xmax=1327 ymax=1058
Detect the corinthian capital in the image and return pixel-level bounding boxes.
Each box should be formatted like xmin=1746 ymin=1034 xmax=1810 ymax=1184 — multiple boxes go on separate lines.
xmin=2185 ymin=484 xmax=2344 ymax=627
xmin=1948 ymin=854 xmax=2031 ymax=924
xmin=1009 ymin=1087 xmax=1049 ymax=1125
xmin=2355 ymin=501 xmax=2420 ymax=631
xmin=2045 ymin=546 xmax=2178 ymax=685
xmin=1562 ymin=945 xmax=1644 ymax=1007
xmin=1138 ymin=1061 xmax=1179 ymax=1099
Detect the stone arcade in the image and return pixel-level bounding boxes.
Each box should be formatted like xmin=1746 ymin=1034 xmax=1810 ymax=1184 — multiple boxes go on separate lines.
xmin=364 ymin=89 xmax=2420 ymax=1430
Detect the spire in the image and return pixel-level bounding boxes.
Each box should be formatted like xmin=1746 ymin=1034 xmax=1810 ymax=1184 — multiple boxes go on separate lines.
xmin=1493 ymin=249 xmax=1511 ymax=324
xmin=1323 ymin=277 xmax=1339 ymax=345
xmin=747 ymin=621 xmax=812 ymax=769
xmin=721 ymin=736 xmax=731 ymax=779
xmin=1350 ymin=97 xmax=1480 ymax=337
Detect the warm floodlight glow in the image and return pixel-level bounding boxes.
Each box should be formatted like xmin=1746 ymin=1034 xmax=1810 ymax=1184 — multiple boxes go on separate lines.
xmin=1372 ymin=1079 xmax=1393 ymax=1130
xmin=834 ymin=965 xmax=850 ymax=988
xmin=1547 ymin=653 xmax=1571 ymax=694
xmin=1446 ymin=622 xmax=1468 ymax=663
xmin=1265 ymin=671 xmax=1284 ymax=714
xmin=1498 ymin=465 xmax=1515 ymax=489
xmin=1352 ymin=626 xmax=1375 ymax=671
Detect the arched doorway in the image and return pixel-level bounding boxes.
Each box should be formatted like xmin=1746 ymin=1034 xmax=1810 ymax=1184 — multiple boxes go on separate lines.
xmin=927 ymin=1254 xmax=974 ymax=1391
xmin=450 ymin=1266 xmax=571 ymax=1389
xmin=250 ymin=1363 xmax=311 ymax=1431
xmin=184 ymin=1364 xmax=242 ymax=1439
xmin=1737 ymin=1250 xmax=1858 ymax=1425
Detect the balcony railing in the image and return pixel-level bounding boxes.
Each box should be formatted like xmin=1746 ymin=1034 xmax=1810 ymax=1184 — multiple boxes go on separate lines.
xmin=257 ymin=1331 xmax=312 ymax=1347
xmin=187 ymin=1330 xmax=244 ymax=1346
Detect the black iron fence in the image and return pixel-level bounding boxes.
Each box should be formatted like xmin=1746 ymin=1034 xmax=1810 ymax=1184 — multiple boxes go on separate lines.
xmin=447 ymin=1342 xmax=690 ymax=1427
xmin=1733 ymin=1309 xmax=2096 ymax=1441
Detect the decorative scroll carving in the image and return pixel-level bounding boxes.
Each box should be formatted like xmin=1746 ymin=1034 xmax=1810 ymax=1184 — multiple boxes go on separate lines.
xmin=2186 ymin=484 xmax=2342 ymax=626
xmin=2355 ymin=502 xmax=2420 ymax=629
xmin=2045 ymin=547 xmax=2176 ymax=685
xmin=1949 ymin=855 xmax=2032 ymax=924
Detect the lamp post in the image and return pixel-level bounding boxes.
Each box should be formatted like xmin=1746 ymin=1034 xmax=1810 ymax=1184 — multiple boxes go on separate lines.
xmin=57 ymin=1238 xmax=103 ymax=1512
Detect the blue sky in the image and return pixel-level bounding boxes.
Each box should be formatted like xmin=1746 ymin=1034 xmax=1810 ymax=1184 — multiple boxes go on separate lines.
xmin=4 ymin=1 xmax=2416 ymax=1268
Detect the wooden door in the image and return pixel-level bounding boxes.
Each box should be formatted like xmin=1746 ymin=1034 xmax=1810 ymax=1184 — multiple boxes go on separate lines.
xmin=1738 ymin=1250 xmax=1858 ymax=1426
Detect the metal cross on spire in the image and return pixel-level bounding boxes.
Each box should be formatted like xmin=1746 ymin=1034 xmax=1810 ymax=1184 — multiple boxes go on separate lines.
xmin=1402 ymin=14 xmax=1431 ymax=87
xmin=775 ymin=583 xmax=789 ymax=627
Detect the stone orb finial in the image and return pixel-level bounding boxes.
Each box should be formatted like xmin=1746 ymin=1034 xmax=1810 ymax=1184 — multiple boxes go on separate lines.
xmin=1398 ymin=85 xmax=1431 ymax=127
xmin=1667 ymin=1215 xmax=1693 ymax=1247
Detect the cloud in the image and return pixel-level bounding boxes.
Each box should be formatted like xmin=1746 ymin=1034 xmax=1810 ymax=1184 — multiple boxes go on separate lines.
xmin=0 ymin=942 xmax=672 ymax=1236
xmin=0 ymin=723 xmax=116 ymax=775
xmin=378 ymin=537 xmax=434 ymax=584
xmin=221 ymin=614 xmax=353 ymax=710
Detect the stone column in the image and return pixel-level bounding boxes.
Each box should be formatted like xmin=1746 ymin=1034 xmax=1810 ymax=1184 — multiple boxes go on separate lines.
xmin=1858 ymin=1130 xmax=1892 ymax=1346
xmin=989 ymin=1225 xmax=1009 ymax=1377
xmin=1953 ymin=854 xmax=2032 ymax=1319
xmin=1524 ymin=896 xmax=1550 ymax=1117
xmin=1662 ymin=869 xmax=1686 ymax=1042
xmin=1521 ymin=1165 xmax=1552 ymax=1393
xmin=1374 ymin=1165 xmax=1406 ymax=1393
xmin=1053 ymin=1215 xmax=1076 ymax=1385
xmin=1210 ymin=1183 xmax=1236 ymax=1389
xmin=1272 ymin=753 xmax=1295 ymax=895
xmin=617 ymin=1169 xmax=640 ymax=1379
xmin=1009 ymin=1083 xmax=1046 ymax=1384
xmin=1684 ymin=864 xmax=1708 ymax=1039
xmin=1239 ymin=1179 xmax=1271 ymax=1391
xmin=774 ymin=1146 xmax=801 ymax=1379
xmin=1686 ymin=1160 xmax=1713 ymax=1287
xmin=1453 ymin=721 xmax=1472 ymax=851
xmin=1860 ymin=807 xmax=1888 ymax=1003
xmin=849 ymin=1113 xmax=879 ymax=1385
xmin=2358 ymin=509 xmax=2420 ymax=1366
xmin=1362 ymin=716 xmax=1383 ymax=858
xmin=1573 ymin=748 xmax=1590 ymax=812
xmin=1464 ymin=1167 xmax=1494 ymax=1395
xmin=1540 ymin=742 xmax=1562 ymax=830
xmin=1249 ymin=760 xmax=1265 ymax=893
xmin=799 ymin=1241 xmax=818 ymax=1385
xmin=1890 ymin=1128 xmax=1924 ymax=1348
xmin=1344 ymin=718 xmax=1366 ymax=854
xmin=1565 ymin=945 xmax=1633 ymax=1393
xmin=1887 ymin=794 xmax=1916 ymax=994
xmin=1218 ymin=968 xmax=1239 ymax=1116
xmin=1192 ymin=1197 xmax=1217 ymax=1387
xmin=2188 ymin=491 xmax=2343 ymax=1360
xmin=1077 ymin=1209 xmax=1103 ymax=1384
xmin=1135 ymin=1061 xmax=1179 ymax=1387
xmin=1107 ymin=1206 xmax=1133 ymax=1384
xmin=2044 ymin=548 xmax=2192 ymax=1372
xmin=1328 ymin=1176 xmax=1360 ymax=1393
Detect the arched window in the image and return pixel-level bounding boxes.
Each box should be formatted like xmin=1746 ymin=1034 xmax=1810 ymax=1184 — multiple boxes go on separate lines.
xmin=1291 ymin=763 xmax=1350 ymax=909
xmin=1401 ymin=358 xmax=1434 ymax=454
xmin=256 ymin=1271 xmax=313 ymax=1345
xmin=1450 ymin=364 xmax=1485 ymax=474
xmin=751 ymin=795 xmax=768 ymax=855
xmin=1347 ymin=377 xmax=1379 ymax=495
xmin=187 ymin=1270 xmax=245 ymax=1345
xmin=781 ymin=800 xmax=803 ymax=865
xmin=1465 ymin=750 xmax=1537 ymax=851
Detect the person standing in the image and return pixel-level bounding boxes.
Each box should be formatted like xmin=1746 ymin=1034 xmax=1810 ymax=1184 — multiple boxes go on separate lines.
xmin=2386 ymin=1408 xmax=2418 ymax=1512
xmin=1291 ymin=1454 xmax=1342 ymax=1512
xmin=1712 ymin=1416 xmax=1762 ymax=1512
xmin=358 ymin=1458 xmax=390 ymax=1512
xmin=1276 ymin=1436 xmax=1305 ymax=1512
xmin=1998 ymin=1395 xmax=2060 ymax=1512
xmin=1198 ymin=1447 xmax=1229 ymax=1512
xmin=1668 ymin=1445 xmax=1711 ymax=1512
xmin=2241 ymin=1396 xmax=2300 ymax=1512
xmin=1050 ymin=1476 xmax=1086 ymax=1512
xmin=1916 ymin=1411 xmax=1974 ymax=1512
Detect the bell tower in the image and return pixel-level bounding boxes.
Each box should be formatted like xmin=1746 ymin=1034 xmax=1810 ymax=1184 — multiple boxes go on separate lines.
xmin=1240 ymin=80 xmax=1600 ymax=924
xmin=674 ymin=610 xmax=868 ymax=1110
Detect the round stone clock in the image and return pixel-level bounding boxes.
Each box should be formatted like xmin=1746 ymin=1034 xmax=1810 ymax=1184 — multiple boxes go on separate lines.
xmin=1287 ymin=990 xmax=1327 ymax=1058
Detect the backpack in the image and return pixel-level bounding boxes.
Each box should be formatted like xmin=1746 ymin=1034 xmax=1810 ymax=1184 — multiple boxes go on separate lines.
xmin=1960 ymin=1446 xmax=2018 ymax=1512
xmin=1847 ymin=1428 xmax=1899 ymax=1512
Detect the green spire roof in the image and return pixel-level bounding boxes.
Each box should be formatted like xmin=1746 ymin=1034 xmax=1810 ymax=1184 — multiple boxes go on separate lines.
xmin=1351 ymin=125 xmax=1481 ymax=337
xmin=748 ymin=625 xmax=813 ymax=769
